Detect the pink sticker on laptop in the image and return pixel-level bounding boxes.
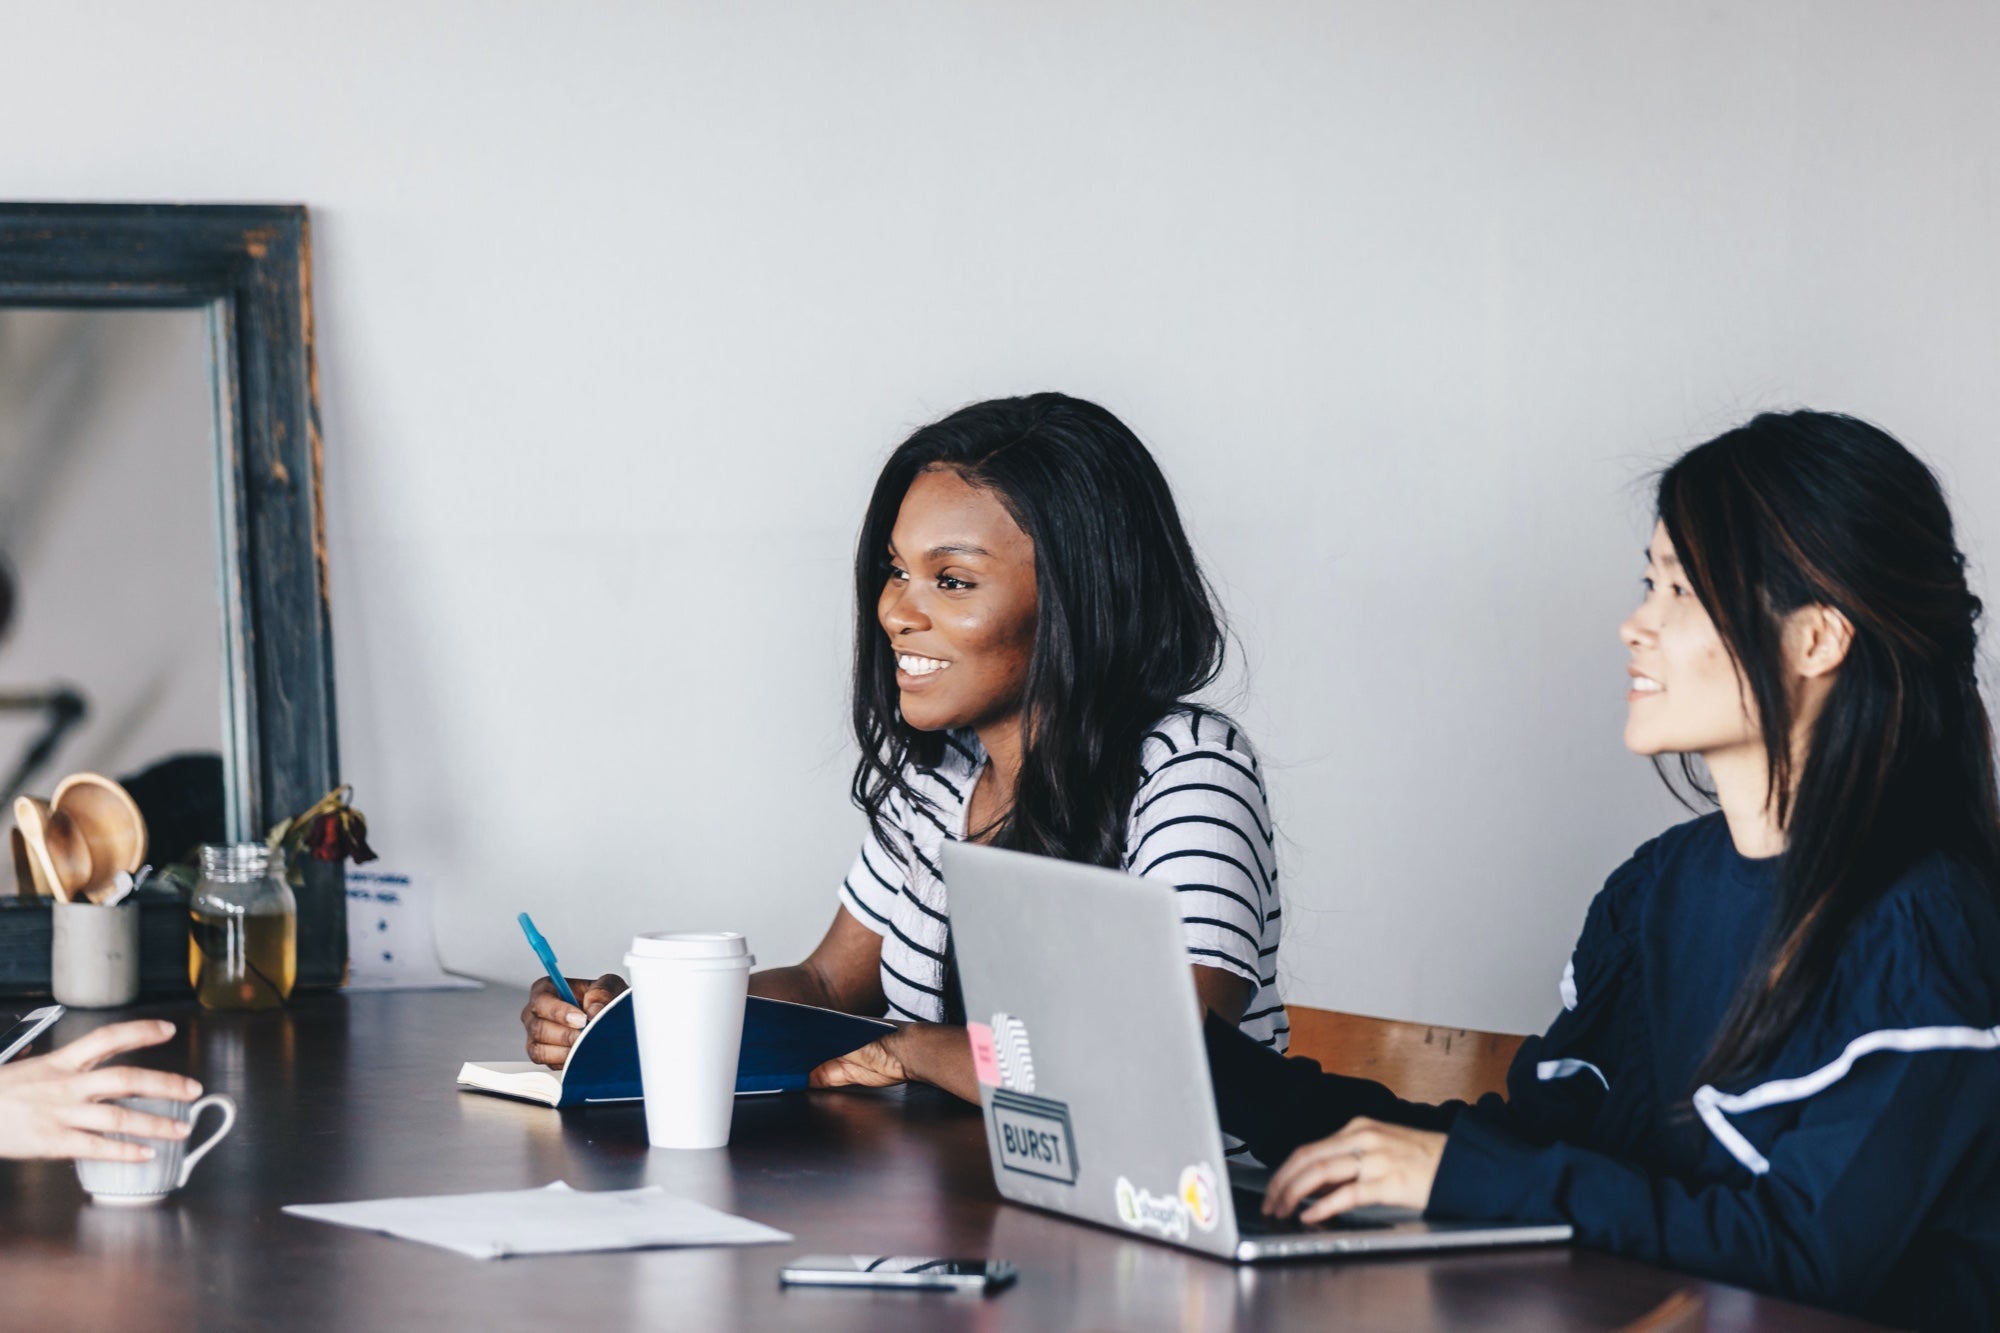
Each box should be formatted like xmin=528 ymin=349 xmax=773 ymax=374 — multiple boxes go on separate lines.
xmin=968 ymin=1022 xmax=1002 ymax=1087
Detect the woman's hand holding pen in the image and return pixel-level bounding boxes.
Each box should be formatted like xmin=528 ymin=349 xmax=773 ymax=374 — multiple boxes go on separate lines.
xmin=521 ymin=974 xmax=627 ymax=1068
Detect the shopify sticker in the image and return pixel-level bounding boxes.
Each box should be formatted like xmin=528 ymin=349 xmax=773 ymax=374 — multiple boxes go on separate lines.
xmin=1114 ymin=1176 xmax=1190 ymax=1241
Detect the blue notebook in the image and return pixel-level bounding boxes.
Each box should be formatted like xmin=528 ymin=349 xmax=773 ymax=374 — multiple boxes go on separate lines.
xmin=456 ymin=990 xmax=896 ymax=1106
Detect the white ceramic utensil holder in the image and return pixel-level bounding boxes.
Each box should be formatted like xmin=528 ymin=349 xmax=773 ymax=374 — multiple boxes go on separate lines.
xmin=51 ymin=899 xmax=141 ymax=1008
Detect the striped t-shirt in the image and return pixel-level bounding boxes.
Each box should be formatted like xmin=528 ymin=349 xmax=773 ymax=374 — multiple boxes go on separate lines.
xmin=837 ymin=706 xmax=1288 ymax=1051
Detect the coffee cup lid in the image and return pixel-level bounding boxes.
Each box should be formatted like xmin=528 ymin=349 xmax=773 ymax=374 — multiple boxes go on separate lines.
xmin=626 ymin=931 xmax=750 ymax=961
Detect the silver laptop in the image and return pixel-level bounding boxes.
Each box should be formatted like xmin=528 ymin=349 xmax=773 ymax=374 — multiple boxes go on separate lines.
xmin=943 ymin=841 xmax=1573 ymax=1262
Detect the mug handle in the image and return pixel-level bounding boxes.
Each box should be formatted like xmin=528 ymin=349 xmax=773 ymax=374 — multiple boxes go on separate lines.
xmin=177 ymin=1093 xmax=237 ymax=1187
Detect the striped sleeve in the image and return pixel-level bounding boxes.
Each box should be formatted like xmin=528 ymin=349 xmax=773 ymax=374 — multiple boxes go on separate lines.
xmin=1126 ymin=716 xmax=1277 ymax=988
xmin=836 ymin=805 xmax=911 ymax=937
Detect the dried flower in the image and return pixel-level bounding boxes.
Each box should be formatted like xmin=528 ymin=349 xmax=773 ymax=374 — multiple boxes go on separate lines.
xmin=307 ymin=806 xmax=374 ymax=863
xmin=268 ymin=785 xmax=377 ymax=867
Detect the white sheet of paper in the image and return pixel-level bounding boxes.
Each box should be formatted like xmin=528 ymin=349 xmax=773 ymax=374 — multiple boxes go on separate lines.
xmin=283 ymin=1181 xmax=792 ymax=1259
xmin=342 ymin=869 xmax=481 ymax=992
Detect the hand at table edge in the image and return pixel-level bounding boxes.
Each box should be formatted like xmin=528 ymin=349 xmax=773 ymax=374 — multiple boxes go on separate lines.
xmin=808 ymin=1023 xmax=980 ymax=1103
xmin=0 ymin=1019 xmax=203 ymax=1162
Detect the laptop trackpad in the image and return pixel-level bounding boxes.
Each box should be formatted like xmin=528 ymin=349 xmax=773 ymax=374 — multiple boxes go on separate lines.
xmin=1231 ymin=1190 xmax=1423 ymax=1235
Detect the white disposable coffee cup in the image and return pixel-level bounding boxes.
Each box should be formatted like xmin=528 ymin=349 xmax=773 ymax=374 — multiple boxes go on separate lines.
xmin=623 ymin=932 xmax=754 ymax=1149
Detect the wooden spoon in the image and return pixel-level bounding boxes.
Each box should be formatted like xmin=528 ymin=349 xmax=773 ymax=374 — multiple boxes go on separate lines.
xmin=12 ymin=796 xmax=91 ymax=903
xmin=10 ymin=827 xmax=36 ymax=899
xmin=52 ymin=772 xmax=146 ymax=904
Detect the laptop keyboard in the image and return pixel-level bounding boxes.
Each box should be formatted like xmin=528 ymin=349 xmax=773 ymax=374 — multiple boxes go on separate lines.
xmin=1232 ymin=1189 xmax=1397 ymax=1237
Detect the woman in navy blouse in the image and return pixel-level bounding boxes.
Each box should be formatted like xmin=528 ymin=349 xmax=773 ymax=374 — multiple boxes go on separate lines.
xmin=1207 ymin=411 xmax=1999 ymax=1329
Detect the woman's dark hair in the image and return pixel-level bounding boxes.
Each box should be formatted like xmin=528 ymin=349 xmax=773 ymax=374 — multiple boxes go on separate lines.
xmin=1656 ymin=411 xmax=2000 ymax=1089
xmin=851 ymin=393 xmax=1226 ymax=1021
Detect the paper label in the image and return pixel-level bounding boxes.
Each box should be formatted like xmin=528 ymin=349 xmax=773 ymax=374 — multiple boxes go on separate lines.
xmin=989 ymin=1088 xmax=1079 ymax=1184
xmin=343 ymin=870 xmax=480 ymax=992
xmin=968 ymin=1022 xmax=1002 ymax=1088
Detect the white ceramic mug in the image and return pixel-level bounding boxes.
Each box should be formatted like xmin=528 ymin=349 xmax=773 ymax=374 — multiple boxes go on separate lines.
xmin=624 ymin=932 xmax=753 ymax=1149
xmin=74 ymin=1093 xmax=237 ymax=1205
xmin=51 ymin=900 xmax=140 ymax=1009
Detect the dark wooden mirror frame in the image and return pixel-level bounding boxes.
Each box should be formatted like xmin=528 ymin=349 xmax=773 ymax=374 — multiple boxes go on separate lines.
xmin=0 ymin=203 xmax=344 ymax=988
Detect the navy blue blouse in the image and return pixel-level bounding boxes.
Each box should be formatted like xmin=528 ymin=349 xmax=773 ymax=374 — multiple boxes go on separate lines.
xmin=1206 ymin=814 xmax=2000 ymax=1330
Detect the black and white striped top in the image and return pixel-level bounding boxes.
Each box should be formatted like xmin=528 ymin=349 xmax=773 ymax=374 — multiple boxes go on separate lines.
xmin=837 ymin=707 xmax=1288 ymax=1051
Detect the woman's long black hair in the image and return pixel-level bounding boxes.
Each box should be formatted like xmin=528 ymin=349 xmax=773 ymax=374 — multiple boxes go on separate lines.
xmin=851 ymin=393 xmax=1226 ymax=1022
xmin=1656 ymin=411 xmax=2000 ymax=1090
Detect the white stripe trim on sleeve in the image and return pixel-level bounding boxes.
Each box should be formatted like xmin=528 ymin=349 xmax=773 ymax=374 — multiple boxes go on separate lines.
xmin=1692 ymin=1023 xmax=2000 ymax=1176
xmin=1536 ymin=1058 xmax=1608 ymax=1089
xmin=1559 ymin=959 xmax=1577 ymax=1011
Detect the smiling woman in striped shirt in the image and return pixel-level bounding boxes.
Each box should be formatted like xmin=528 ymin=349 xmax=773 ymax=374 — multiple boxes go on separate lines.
xmin=523 ymin=393 xmax=1284 ymax=1100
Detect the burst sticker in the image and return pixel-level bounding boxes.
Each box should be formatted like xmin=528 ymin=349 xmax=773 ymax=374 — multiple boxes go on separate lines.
xmin=989 ymin=1087 xmax=1079 ymax=1183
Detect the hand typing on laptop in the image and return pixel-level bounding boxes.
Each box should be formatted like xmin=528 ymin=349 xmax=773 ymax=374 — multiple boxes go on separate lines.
xmin=1261 ymin=1117 xmax=1447 ymax=1224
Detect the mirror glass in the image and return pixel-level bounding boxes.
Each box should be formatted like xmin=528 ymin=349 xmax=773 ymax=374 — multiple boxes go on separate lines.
xmin=0 ymin=307 xmax=227 ymax=871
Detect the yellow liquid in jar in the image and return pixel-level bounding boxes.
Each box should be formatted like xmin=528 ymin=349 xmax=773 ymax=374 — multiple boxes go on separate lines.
xmin=188 ymin=909 xmax=297 ymax=1009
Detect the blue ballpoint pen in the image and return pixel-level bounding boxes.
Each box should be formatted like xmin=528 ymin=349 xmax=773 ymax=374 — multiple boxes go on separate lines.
xmin=517 ymin=912 xmax=581 ymax=1007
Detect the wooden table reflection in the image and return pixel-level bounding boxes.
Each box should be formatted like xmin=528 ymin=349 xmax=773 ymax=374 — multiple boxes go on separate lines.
xmin=0 ymin=990 xmax=1885 ymax=1331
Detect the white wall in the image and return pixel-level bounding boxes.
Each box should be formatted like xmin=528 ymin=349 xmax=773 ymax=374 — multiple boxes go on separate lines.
xmin=3 ymin=1 xmax=1996 ymax=1033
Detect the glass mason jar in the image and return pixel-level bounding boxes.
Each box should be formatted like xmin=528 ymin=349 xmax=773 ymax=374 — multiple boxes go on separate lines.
xmin=187 ymin=843 xmax=298 ymax=1010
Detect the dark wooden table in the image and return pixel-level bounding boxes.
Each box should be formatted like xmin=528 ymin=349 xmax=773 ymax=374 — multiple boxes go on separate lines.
xmin=0 ymin=989 xmax=1886 ymax=1332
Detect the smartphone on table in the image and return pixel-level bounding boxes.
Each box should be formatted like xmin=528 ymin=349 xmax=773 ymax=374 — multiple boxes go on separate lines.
xmin=779 ymin=1255 xmax=1018 ymax=1293
xmin=0 ymin=1005 xmax=64 ymax=1064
